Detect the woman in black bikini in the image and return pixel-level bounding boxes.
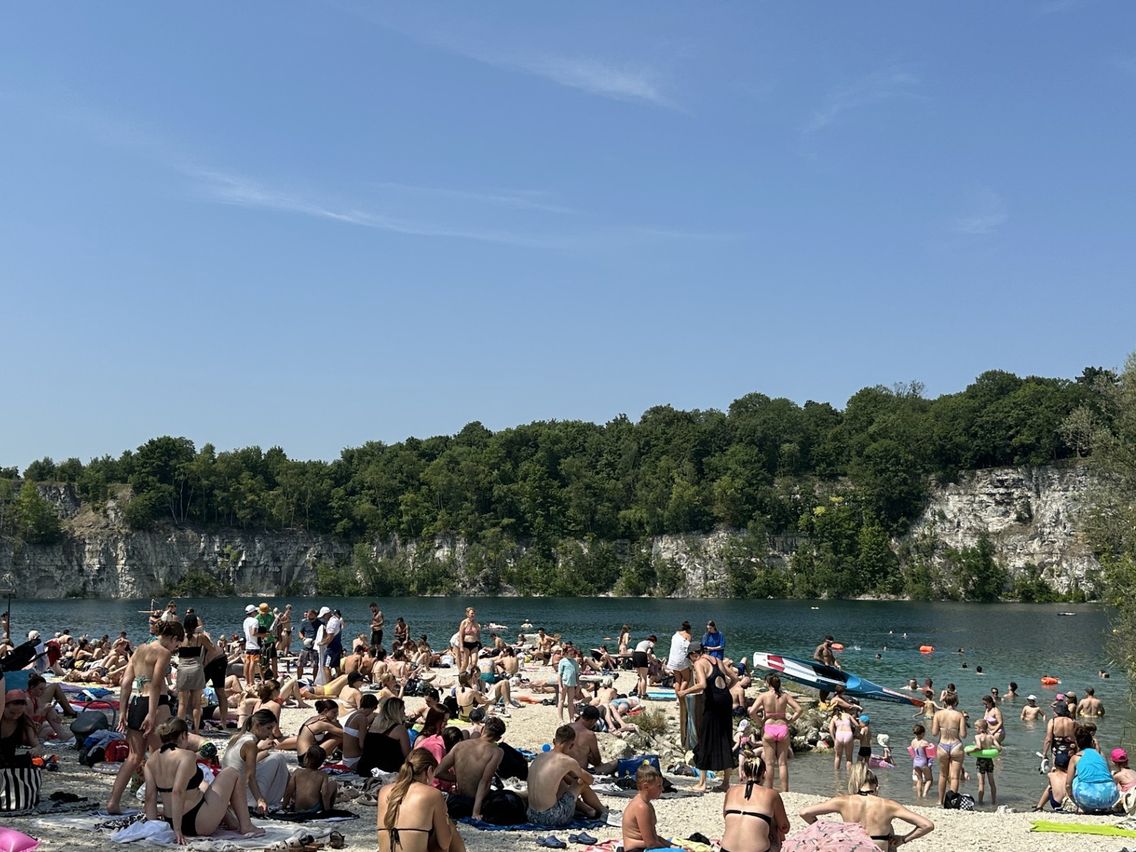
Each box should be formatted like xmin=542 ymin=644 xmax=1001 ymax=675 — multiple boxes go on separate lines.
xmin=457 ymin=608 xmax=481 ymax=677
xmin=798 ymin=763 xmax=935 ymax=851
xmin=719 ymin=748 xmax=789 ymax=852
xmin=144 ymin=717 xmax=264 ymax=845
xmin=359 ymin=696 xmax=411 ymax=777
xmin=377 ymin=748 xmax=465 ymax=852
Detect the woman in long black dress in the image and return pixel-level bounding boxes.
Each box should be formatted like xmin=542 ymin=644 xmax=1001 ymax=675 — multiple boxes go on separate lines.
xmin=678 ymin=643 xmax=737 ymax=792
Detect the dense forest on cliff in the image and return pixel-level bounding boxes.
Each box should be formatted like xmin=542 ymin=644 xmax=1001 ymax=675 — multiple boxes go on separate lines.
xmin=0 ymin=367 xmax=1119 ymax=599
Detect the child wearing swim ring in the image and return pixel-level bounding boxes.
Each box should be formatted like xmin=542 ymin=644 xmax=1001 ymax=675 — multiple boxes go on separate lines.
xmin=972 ymin=719 xmax=1001 ymax=806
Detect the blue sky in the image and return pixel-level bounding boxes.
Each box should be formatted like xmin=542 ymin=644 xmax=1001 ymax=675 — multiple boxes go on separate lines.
xmin=2 ymin=1 xmax=1134 ymax=469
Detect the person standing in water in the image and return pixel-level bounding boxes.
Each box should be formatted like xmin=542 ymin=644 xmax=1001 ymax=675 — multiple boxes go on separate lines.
xmin=931 ymin=693 xmax=967 ymax=806
xmin=751 ymin=674 xmax=801 ymax=792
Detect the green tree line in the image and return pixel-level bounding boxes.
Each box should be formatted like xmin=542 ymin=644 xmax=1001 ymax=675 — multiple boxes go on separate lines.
xmin=0 ymin=367 xmax=1113 ymax=598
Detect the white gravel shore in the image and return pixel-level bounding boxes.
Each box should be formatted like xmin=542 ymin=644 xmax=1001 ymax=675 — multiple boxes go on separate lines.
xmin=9 ymin=666 xmax=1121 ymax=851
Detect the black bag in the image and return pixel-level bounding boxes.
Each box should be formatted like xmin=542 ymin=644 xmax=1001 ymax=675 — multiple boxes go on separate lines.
xmin=943 ymin=790 xmax=976 ymax=811
xmin=497 ymin=742 xmax=529 ymax=781
xmin=70 ymin=710 xmax=110 ymax=742
xmin=480 ymin=790 xmax=526 ymax=826
xmin=0 ymin=642 xmax=37 ymax=672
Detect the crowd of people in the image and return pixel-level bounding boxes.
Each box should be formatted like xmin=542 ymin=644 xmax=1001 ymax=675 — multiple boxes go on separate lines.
xmin=0 ymin=604 xmax=1127 ymax=850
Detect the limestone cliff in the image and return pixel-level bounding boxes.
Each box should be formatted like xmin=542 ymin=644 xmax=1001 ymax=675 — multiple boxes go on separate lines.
xmin=0 ymin=463 xmax=1103 ymax=598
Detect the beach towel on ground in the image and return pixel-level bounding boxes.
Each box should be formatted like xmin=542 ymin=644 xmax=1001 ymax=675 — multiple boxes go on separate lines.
xmin=781 ymin=820 xmax=882 ymax=851
xmin=1029 ymin=820 xmax=1136 ymax=837
xmin=460 ymin=816 xmax=604 ymax=832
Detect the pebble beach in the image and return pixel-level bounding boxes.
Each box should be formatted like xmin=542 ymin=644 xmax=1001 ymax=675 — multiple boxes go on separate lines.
xmin=7 ymin=663 xmax=1124 ymax=852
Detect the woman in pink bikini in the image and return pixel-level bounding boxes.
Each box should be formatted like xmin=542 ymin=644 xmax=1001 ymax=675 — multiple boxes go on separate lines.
xmin=751 ymin=674 xmax=801 ymax=792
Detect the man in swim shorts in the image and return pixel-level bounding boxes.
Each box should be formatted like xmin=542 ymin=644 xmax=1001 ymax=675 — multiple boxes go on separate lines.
xmin=526 ymin=725 xmax=599 ymax=826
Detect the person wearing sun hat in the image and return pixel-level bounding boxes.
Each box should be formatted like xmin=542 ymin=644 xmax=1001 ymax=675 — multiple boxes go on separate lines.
xmin=242 ymin=605 xmax=261 ymax=686
xmin=1021 ymin=694 xmax=1045 ymax=722
xmin=1110 ymin=748 xmax=1136 ymax=793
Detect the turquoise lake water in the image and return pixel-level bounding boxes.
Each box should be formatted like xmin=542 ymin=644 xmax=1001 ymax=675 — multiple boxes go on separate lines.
xmin=8 ymin=595 xmax=1126 ymax=808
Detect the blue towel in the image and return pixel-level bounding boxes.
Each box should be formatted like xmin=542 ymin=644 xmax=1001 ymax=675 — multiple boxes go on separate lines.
xmin=460 ymin=817 xmax=605 ymax=832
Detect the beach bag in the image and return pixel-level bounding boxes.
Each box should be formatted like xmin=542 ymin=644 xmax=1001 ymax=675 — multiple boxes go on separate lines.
xmin=0 ymin=766 xmax=41 ymax=812
xmin=70 ymin=710 xmax=110 ymax=742
xmin=943 ymin=790 xmax=976 ymax=811
xmin=496 ymin=742 xmax=528 ymax=781
xmin=616 ymin=754 xmax=662 ymax=778
xmin=104 ymin=739 xmax=130 ymax=763
xmin=480 ymin=790 xmax=526 ymax=826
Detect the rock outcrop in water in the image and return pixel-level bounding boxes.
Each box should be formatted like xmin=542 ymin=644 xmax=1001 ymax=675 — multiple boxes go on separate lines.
xmin=0 ymin=463 xmax=1101 ymax=598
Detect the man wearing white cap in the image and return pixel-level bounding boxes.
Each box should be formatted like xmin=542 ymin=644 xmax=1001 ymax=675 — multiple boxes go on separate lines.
xmin=242 ymin=604 xmax=261 ymax=686
xmin=28 ymin=630 xmax=48 ymax=673
xmin=1021 ymin=695 xmax=1045 ymax=722
xmin=314 ymin=607 xmax=332 ymax=686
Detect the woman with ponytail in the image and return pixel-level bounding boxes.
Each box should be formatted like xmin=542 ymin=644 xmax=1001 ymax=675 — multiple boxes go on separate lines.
xmin=719 ymin=747 xmax=789 ymax=852
xmin=220 ymin=709 xmax=291 ymax=812
xmin=377 ymin=749 xmax=465 ymax=852
xmin=751 ymin=673 xmax=802 ymax=791
xmin=145 ymin=717 xmax=263 ymax=844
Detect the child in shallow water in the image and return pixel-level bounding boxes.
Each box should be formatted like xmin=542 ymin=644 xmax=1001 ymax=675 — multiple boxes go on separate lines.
xmin=909 ymin=724 xmax=934 ymax=799
xmin=972 ymin=719 xmax=1001 ymax=806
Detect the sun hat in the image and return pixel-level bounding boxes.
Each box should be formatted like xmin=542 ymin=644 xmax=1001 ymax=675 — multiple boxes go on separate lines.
xmin=318 ymin=606 xmax=332 ymax=618
xmin=245 ymin=604 xmax=257 ymax=613
xmin=27 ymin=630 xmax=39 ymax=641
xmin=877 ymin=734 xmax=890 ymax=747
xmin=1027 ymin=694 xmax=1037 ymax=701
xmin=1112 ymin=748 xmax=1129 ymax=764
xmin=1055 ymin=693 xmax=1066 ymax=701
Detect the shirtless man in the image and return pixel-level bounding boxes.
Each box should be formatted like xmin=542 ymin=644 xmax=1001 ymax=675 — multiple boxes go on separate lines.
xmin=566 ymin=706 xmax=618 ymax=800
xmin=1077 ymin=687 xmax=1104 ymax=717
xmin=931 ymin=692 xmax=967 ymax=806
xmin=813 ymin=636 xmax=840 ymax=669
xmin=1020 ymin=695 xmax=1046 ymax=722
xmin=434 ymin=717 xmax=505 ymax=821
xmin=369 ymin=603 xmax=385 ymax=652
xmin=526 ymin=725 xmax=599 ymax=827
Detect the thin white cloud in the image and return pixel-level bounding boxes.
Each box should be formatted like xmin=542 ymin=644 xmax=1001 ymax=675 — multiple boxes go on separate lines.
xmin=186 ymin=167 xmax=562 ymax=247
xmin=803 ymin=66 xmax=921 ymax=136
xmin=371 ymin=181 xmax=577 ymax=215
xmin=1037 ymin=0 xmax=1085 ymax=14
xmin=515 ymin=55 xmax=675 ymax=108
xmin=186 ymin=167 xmax=736 ymax=249
xmin=953 ymin=189 xmax=1008 ymax=236
xmin=366 ymin=15 xmax=678 ymax=109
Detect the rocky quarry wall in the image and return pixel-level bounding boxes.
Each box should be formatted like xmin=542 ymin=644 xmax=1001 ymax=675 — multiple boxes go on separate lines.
xmin=0 ymin=464 xmax=1100 ymax=598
